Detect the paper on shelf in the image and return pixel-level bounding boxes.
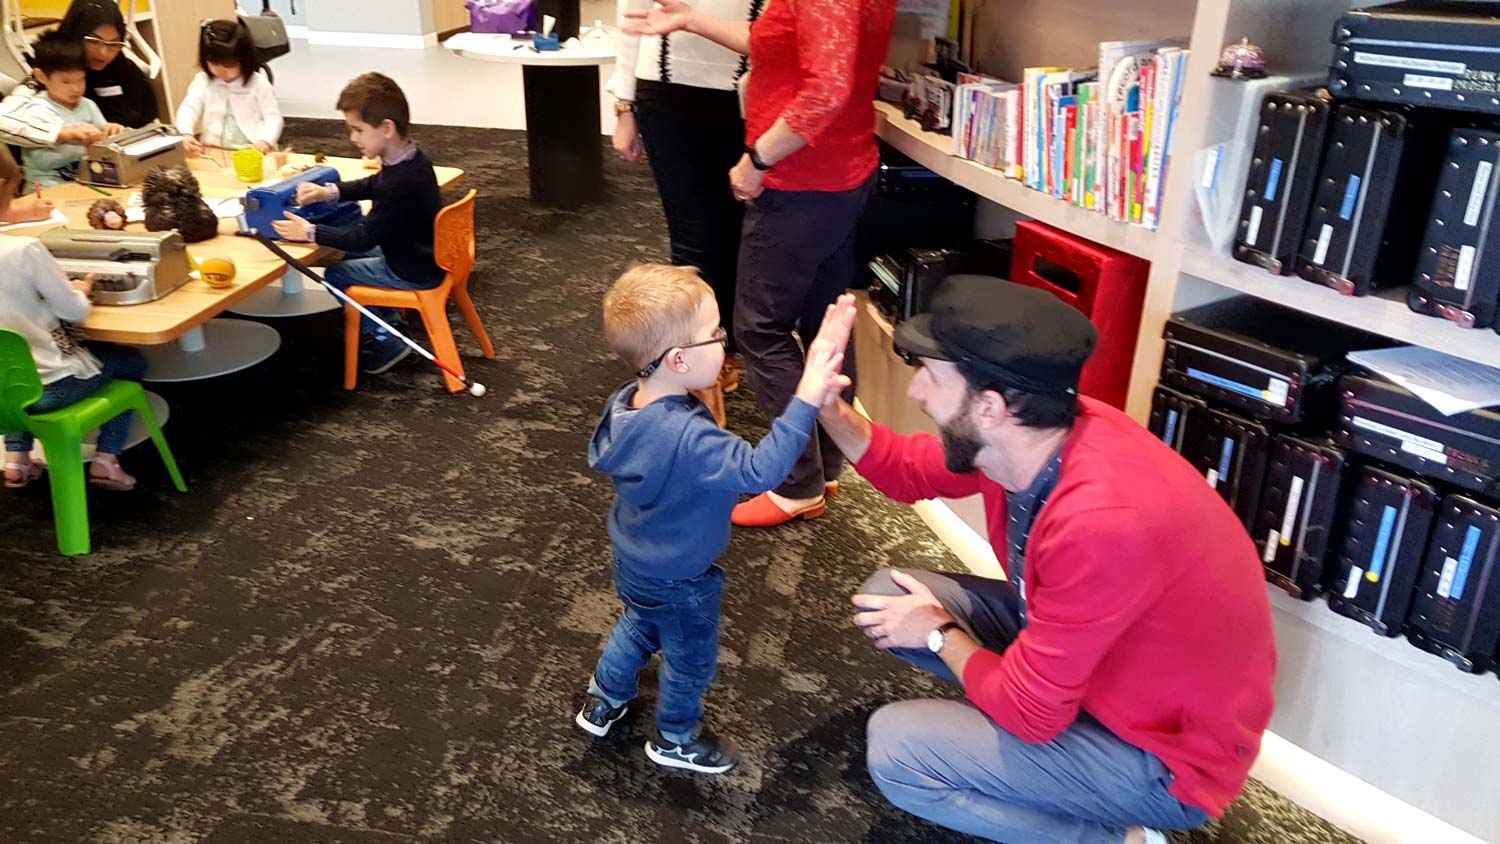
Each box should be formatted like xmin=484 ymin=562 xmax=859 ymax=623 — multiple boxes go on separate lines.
xmin=0 ymin=208 xmax=69 ymax=232
xmin=1348 ymin=346 xmax=1500 ymax=416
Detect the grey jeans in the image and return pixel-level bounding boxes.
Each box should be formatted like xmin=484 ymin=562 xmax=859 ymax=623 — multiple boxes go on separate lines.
xmin=860 ymin=568 xmax=1213 ymax=844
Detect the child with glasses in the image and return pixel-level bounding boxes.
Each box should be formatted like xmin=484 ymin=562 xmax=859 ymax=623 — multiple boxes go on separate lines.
xmin=579 ymin=264 xmax=852 ymax=773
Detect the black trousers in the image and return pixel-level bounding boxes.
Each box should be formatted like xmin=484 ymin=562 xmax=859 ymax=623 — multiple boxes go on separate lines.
xmin=635 ymin=82 xmax=746 ymax=352
xmin=735 ymin=175 xmax=875 ymax=499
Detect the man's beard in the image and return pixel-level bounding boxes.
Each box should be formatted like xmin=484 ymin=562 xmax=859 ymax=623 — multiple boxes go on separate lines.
xmin=938 ymin=402 xmax=983 ymax=474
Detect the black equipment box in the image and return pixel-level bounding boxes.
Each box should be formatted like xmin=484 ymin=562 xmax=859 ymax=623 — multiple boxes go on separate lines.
xmin=1336 ymin=373 xmax=1500 ymax=494
xmin=1327 ymin=465 xmax=1439 ymax=635
xmin=1295 ymin=103 xmax=1446 ymax=296
xmin=1180 ymin=404 xmax=1271 ymax=530
xmin=855 ymin=141 xmax=977 ymax=292
xmin=1148 ymin=385 xmax=1207 ymax=453
xmin=869 ymin=248 xmax=952 ymax=323
xmin=1329 ymin=2 xmax=1500 ymax=117
xmin=1410 ymin=127 xmax=1500 ymax=328
xmin=1233 ymin=89 xmax=1334 ymax=274
xmin=1252 ymin=435 xmax=1349 ymax=600
xmin=1405 ymin=493 xmax=1500 ymax=673
xmin=1160 ymin=298 xmax=1387 ymax=427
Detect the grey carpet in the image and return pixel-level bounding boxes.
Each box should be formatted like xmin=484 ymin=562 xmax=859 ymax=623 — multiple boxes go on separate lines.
xmin=0 ymin=119 xmax=1363 ymax=844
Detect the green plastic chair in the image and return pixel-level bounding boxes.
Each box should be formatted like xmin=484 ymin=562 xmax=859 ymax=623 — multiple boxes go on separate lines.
xmin=0 ymin=329 xmax=186 ymax=555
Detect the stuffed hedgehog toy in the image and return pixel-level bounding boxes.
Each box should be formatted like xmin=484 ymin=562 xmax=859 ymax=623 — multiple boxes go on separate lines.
xmin=141 ymin=166 xmax=219 ymax=243
xmin=86 ymin=198 xmax=127 ymax=230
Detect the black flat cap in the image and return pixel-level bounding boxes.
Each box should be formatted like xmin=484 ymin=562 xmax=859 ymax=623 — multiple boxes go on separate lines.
xmin=894 ymin=274 xmax=1097 ymax=395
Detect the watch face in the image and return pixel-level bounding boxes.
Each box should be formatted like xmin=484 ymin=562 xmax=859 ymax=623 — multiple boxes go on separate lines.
xmin=927 ymin=627 xmax=944 ymax=653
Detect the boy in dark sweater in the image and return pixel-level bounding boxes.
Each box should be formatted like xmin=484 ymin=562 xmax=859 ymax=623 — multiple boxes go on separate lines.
xmin=578 ymin=264 xmax=853 ymax=773
xmin=272 ymin=72 xmax=443 ymax=374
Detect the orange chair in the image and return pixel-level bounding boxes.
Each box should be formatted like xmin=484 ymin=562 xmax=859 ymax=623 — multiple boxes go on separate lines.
xmin=342 ymin=189 xmax=495 ymax=392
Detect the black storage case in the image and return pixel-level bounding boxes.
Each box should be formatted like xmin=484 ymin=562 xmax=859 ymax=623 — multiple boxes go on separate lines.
xmin=869 ymin=248 xmax=953 ymax=324
xmin=1295 ymin=103 xmax=1446 ymax=296
xmin=1234 ymin=89 xmax=1334 ymax=274
xmin=1405 ymin=493 xmax=1500 ymax=673
xmin=1148 ymin=385 xmax=1207 ymax=453
xmin=1410 ymin=127 xmax=1500 ymax=328
xmin=1160 ymin=298 xmax=1387 ymax=427
xmin=1336 ymin=374 xmax=1500 ymax=495
xmin=1252 ymin=435 xmax=1350 ymax=599
xmin=1327 ymin=465 xmax=1439 ymax=635
xmin=1330 ymin=2 xmax=1500 ymax=116
xmin=1180 ymin=405 xmax=1272 ymax=530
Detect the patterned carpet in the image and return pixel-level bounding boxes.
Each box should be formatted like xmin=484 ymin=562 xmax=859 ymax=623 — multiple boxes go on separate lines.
xmin=0 ymin=119 xmax=1364 ymax=844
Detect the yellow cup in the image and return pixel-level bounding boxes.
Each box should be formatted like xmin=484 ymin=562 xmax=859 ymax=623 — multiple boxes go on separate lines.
xmin=233 ymin=148 xmax=265 ymax=183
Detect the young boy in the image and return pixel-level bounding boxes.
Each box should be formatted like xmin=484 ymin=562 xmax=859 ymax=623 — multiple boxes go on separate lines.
xmin=579 ymin=264 xmax=852 ymax=773
xmin=271 ymin=72 xmax=443 ymax=375
xmin=17 ymin=30 xmax=125 ymax=187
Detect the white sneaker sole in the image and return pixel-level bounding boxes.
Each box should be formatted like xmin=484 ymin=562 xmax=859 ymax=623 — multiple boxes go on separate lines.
xmin=575 ymin=705 xmax=626 ymax=738
xmin=644 ymin=740 xmax=737 ymax=774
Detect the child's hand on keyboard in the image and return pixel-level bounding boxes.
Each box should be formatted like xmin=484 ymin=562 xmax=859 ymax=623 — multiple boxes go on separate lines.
xmin=69 ymin=274 xmax=95 ymax=296
xmin=295 ymin=182 xmax=332 ymax=205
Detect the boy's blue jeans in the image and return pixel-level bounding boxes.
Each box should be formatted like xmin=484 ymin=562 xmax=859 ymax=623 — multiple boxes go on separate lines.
xmin=322 ymin=248 xmax=440 ymax=336
xmin=4 ymin=344 xmax=147 ymax=455
xmin=590 ymin=562 xmax=724 ymax=746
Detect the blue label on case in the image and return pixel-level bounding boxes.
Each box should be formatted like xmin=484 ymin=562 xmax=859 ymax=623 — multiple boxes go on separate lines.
xmin=1369 ymin=505 xmax=1397 ymax=579
xmin=1452 ymin=524 xmax=1482 ymax=601
xmin=1163 ymin=409 xmax=1180 ymax=446
xmin=1339 ymin=175 xmax=1362 ymax=220
xmin=1266 ymin=158 xmax=1284 ymax=202
xmin=1218 ymin=437 xmax=1236 ymax=480
xmin=1186 ymin=367 xmax=1264 ymax=401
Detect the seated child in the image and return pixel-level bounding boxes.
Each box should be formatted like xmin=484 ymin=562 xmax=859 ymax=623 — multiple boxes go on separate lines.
xmin=0 ymin=146 xmax=144 ymax=491
xmin=271 ymin=72 xmax=443 ymax=376
xmin=576 ymin=264 xmax=851 ymax=774
xmin=17 ymin=29 xmax=126 ymax=188
xmin=176 ymin=19 xmax=283 ymax=155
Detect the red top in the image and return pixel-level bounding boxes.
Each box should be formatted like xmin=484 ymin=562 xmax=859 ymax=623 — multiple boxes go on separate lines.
xmin=854 ymin=398 xmax=1277 ymax=816
xmin=744 ymin=0 xmax=897 ymax=192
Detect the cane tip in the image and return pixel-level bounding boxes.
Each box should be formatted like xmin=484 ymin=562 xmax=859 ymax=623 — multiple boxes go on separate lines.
xmin=468 ymin=382 xmax=487 ymax=398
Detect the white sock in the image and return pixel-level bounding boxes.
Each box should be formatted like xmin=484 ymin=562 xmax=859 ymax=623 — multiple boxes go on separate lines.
xmin=1142 ymin=829 xmax=1168 ymax=844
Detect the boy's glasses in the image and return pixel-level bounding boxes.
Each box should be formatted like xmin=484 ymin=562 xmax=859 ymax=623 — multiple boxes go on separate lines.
xmin=636 ymin=327 xmax=727 ymax=378
xmin=84 ymin=35 xmax=128 ymax=49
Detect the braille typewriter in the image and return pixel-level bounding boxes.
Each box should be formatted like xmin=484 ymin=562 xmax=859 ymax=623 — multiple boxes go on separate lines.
xmin=39 ymin=228 xmax=192 ymax=306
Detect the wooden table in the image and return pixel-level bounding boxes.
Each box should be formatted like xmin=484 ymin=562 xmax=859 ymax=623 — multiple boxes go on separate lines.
xmin=6 ymin=153 xmax=464 ymax=381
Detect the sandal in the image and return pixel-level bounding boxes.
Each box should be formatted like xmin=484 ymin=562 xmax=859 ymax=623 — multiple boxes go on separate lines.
xmin=87 ymin=458 xmax=137 ymax=492
xmin=3 ymin=461 xmax=44 ymax=490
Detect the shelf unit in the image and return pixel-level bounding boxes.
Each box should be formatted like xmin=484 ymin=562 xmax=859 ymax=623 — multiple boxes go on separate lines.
xmin=868 ymin=1 xmax=1500 ymax=841
xmin=875 ymin=101 xmax=1159 ymax=261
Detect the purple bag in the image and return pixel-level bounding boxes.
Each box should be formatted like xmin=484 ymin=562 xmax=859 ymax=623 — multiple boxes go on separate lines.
xmin=466 ymin=0 xmax=536 ymax=34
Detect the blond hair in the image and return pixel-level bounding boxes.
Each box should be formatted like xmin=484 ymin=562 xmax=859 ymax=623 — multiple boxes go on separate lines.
xmin=603 ymin=264 xmax=713 ymax=371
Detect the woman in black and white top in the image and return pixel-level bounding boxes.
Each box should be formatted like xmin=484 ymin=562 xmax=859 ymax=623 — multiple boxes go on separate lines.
xmin=609 ymin=0 xmax=763 ymax=393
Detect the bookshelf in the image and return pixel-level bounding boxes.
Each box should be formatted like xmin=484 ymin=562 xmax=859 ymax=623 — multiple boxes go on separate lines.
xmin=871 ymin=1 xmax=1500 ymax=841
xmin=874 ymin=102 xmax=1159 ymax=261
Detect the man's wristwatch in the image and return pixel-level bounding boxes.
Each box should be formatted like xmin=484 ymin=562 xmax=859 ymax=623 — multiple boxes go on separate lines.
xmin=927 ymin=621 xmax=960 ymax=654
xmin=614 ymin=100 xmax=637 ymax=117
xmin=744 ymin=144 xmax=772 ymax=171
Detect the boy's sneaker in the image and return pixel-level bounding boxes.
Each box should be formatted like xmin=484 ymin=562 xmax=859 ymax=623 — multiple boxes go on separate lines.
xmin=575 ymin=695 xmax=628 ymax=738
xmin=362 ymin=332 xmax=412 ymax=374
xmin=644 ymin=731 xmax=740 ymax=774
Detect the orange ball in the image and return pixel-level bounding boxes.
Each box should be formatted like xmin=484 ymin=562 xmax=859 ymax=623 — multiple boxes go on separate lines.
xmin=199 ymin=257 xmax=236 ymax=288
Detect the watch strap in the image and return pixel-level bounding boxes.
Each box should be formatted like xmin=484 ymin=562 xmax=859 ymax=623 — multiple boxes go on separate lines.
xmin=744 ymin=144 xmax=771 ymax=171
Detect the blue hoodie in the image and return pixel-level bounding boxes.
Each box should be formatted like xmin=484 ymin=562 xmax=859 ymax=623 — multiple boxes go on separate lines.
xmin=587 ymin=382 xmax=820 ymax=581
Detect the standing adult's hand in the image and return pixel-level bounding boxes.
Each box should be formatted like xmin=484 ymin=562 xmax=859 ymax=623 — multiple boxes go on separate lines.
xmin=621 ymin=0 xmax=696 ymax=36
xmin=613 ymin=111 xmax=644 ymax=162
xmin=730 ymin=154 xmax=766 ymax=201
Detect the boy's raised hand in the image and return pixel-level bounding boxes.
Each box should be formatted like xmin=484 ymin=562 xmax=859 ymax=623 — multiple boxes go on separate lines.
xmin=792 ymin=293 xmax=858 ymax=407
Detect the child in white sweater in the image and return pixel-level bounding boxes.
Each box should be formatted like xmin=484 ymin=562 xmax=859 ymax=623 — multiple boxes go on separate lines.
xmin=175 ymin=19 xmax=282 ymax=154
xmin=0 ymin=146 xmax=144 ymax=491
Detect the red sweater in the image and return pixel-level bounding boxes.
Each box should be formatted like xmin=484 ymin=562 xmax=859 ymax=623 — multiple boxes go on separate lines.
xmin=744 ymin=0 xmax=897 ymax=192
xmin=854 ymin=398 xmax=1276 ymax=816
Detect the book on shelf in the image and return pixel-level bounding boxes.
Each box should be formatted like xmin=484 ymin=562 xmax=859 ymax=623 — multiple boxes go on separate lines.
xmin=934 ymin=38 xmax=1187 ymax=231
